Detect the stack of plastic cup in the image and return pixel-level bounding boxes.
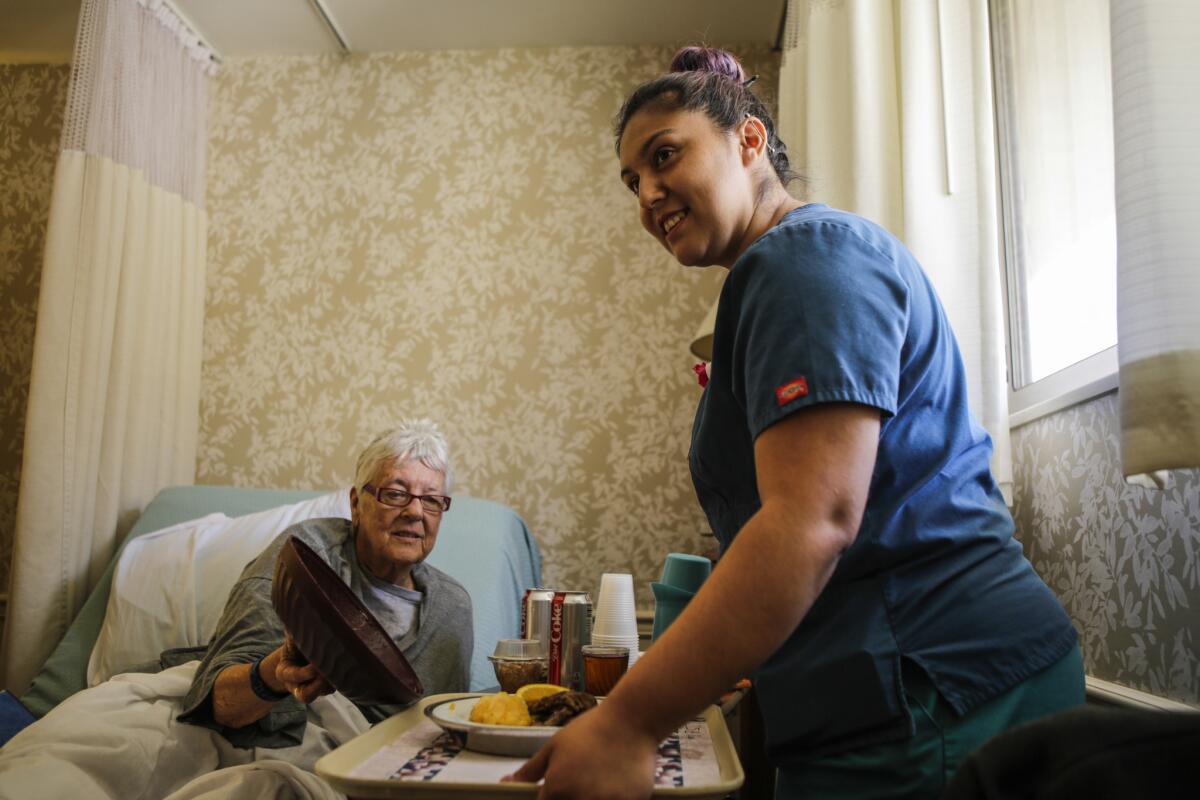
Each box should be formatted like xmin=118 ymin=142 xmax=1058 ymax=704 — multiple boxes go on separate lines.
xmin=591 ymin=573 xmax=640 ymax=670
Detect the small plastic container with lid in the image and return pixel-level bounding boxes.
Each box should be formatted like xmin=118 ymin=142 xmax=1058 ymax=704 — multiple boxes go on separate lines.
xmin=488 ymin=639 xmax=548 ymax=692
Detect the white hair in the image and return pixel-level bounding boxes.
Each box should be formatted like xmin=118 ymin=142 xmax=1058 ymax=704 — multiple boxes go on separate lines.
xmin=354 ymin=419 xmax=454 ymax=493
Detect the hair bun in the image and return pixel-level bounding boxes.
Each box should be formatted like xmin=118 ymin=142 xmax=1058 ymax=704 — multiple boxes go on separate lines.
xmin=669 ymin=46 xmax=746 ymax=84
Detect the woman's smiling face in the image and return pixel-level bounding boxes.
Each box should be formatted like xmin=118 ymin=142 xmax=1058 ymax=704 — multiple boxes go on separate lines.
xmin=350 ymin=458 xmax=446 ymax=586
xmin=618 ymin=107 xmax=757 ymax=268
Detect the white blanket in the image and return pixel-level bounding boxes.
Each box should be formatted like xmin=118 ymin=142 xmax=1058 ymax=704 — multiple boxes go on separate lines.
xmin=0 ymin=663 xmax=368 ymax=800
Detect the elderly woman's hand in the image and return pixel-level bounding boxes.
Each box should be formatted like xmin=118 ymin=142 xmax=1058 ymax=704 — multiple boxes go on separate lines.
xmin=274 ymin=632 xmax=334 ymax=704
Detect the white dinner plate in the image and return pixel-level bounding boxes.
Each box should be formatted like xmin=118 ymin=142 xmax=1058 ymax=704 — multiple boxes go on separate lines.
xmin=424 ymin=695 xmax=561 ymax=757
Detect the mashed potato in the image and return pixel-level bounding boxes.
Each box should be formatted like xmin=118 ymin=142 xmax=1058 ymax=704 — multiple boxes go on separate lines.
xmin=469 ymin=692 xmax=532 ymax=726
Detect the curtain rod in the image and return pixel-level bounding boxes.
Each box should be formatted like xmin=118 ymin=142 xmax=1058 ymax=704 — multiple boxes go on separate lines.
xmin=158 ymin=0 xmax=350 ymax=62
xmin=773 ymin=0 xmax=789 ymax=51
xmin=307 ymin=0 xmax=352 ymax=53
xmin=160 ymin=0 xmax=224 ymax=64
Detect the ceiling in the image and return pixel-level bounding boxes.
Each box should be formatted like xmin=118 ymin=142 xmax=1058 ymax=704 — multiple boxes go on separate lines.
xmin=1 ymin=0 xmax=786 ymax=62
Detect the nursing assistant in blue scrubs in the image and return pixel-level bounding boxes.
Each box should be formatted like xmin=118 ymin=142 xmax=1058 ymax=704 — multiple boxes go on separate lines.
xmin=689 ymin=203 xmax=1077 ymax=763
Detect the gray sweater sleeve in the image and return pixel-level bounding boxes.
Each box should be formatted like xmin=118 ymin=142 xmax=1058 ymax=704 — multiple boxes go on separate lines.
xmin=176 ymin=534 xmax=306 ymax=748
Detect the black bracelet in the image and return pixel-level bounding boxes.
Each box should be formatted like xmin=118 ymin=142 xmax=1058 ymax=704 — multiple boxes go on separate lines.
xmin=249 ymin=656 xmax=290 ymax=702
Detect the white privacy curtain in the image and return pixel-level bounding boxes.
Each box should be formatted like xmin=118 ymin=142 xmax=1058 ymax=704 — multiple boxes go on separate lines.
xmin=1 ymin=0 xmax=214 ymax=694
xmin=776 ymin=0 xmax=1012 ymax=500
xmin=1110 ymin=0 xmax=1200 ymax=479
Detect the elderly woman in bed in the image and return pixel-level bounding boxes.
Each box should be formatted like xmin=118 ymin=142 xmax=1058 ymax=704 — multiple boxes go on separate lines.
xmin=178 ymin=419 xmax=474 ymax=747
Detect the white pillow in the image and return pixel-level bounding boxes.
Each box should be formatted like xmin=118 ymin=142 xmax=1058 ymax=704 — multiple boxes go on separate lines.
xmin=88 ymin=489 xmax=351 ymax=686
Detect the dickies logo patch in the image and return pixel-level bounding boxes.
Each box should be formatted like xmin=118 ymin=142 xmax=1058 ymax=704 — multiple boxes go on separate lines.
xmin=775 ymin=376 xmax=809 ymax=406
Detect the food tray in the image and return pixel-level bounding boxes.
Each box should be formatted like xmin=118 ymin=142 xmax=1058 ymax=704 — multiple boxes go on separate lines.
xmin=315 ymin=692 xmax=744 ymax=799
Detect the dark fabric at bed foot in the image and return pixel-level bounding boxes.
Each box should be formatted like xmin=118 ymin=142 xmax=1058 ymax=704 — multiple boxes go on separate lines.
xmin=0 ymin=690 xmax=35 ymax=746
xmin=942 ymin=705 xmax=1200 ymax=799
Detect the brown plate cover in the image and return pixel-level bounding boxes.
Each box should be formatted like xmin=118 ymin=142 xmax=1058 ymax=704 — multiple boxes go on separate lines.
xmin=271 ymin=535 xmax=423 ymax=705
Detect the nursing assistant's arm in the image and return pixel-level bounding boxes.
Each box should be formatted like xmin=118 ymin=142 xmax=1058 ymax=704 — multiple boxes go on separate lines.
xmin=508 ymin=401 xmax=880 ymax=799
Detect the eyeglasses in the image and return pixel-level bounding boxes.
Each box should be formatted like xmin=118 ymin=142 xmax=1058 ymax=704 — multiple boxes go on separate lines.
xmin=363 ymin=483 xmax=452 ymax=515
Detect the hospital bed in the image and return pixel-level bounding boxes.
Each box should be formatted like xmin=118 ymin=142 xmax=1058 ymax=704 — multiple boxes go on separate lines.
xmin=0 ymin=484 xmax=541 ymax=799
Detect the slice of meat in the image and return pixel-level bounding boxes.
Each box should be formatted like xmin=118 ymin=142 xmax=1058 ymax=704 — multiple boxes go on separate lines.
xmin=528 ymin=690 xmax=597 ymax=726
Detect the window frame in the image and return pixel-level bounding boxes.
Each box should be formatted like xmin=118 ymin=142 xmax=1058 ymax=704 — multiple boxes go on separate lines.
xmin=988 ymin=0 xmax=1120 ymax=429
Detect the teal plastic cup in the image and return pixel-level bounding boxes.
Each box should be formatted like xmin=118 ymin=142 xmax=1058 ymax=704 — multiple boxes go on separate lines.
xmin=660 ymin=553 xmax=711 ymax=594
xmin=650 ymin=581 xmax=696 ymax=640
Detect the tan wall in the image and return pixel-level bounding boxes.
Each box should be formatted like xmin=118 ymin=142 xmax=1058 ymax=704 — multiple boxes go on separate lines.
xmin=200 ymin=46 xmax=780 ymax=605
xmin=0 ymin=64 xmax=70 ymax=595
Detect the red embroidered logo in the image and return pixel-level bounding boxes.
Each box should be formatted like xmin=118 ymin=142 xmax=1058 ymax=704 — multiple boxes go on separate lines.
xmin=775 ymin=377 xmax=809 ymax=406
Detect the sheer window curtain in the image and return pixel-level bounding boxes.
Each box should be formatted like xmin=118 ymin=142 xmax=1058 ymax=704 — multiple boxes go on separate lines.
xmin=1109 ymin=0 xmax=1200 ymax=481
xmin=775 ymin=0 xmax=1013 ymax=500
xmin=0 ymin=0 xmax=214 ymax=693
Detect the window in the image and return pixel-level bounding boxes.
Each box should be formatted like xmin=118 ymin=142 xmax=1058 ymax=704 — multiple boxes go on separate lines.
xmin=990 ymin=0 xmax=1119 ymax=425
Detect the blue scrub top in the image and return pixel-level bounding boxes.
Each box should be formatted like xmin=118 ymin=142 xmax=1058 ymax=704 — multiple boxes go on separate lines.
xmin=690 ymin=205 xmax=1076 ymax=763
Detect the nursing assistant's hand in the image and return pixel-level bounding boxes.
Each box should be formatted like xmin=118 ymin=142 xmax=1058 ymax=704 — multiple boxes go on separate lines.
xmin=503 ymin=703 xmax=658 ymax=800
xmin=274 ymin=632 xmax=334 ymax=704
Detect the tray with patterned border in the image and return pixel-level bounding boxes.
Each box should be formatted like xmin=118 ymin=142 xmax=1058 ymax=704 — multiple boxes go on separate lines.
xmin=315 ymin=692 xmax=744 ymax=799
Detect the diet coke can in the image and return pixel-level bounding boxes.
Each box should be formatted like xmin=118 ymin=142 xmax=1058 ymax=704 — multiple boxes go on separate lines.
xmin=522 ymin=589 xmax=591 ymax=690
xmin=549 ymin=591 xmax=592 ymax=691
xmin=521 ymin=588 xmax=555 ymax=648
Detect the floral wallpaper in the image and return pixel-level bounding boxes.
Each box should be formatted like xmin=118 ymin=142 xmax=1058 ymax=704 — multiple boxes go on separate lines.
xmin=0 ymin=64 xmax=70 ymax=599
xmin=199 ymin=46 xmax=779 ymax=608
xmin=1013 ymin=391 xmax=1200 ymax=705
xmin=4 ymin=50 xmax=1194 ymax=708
